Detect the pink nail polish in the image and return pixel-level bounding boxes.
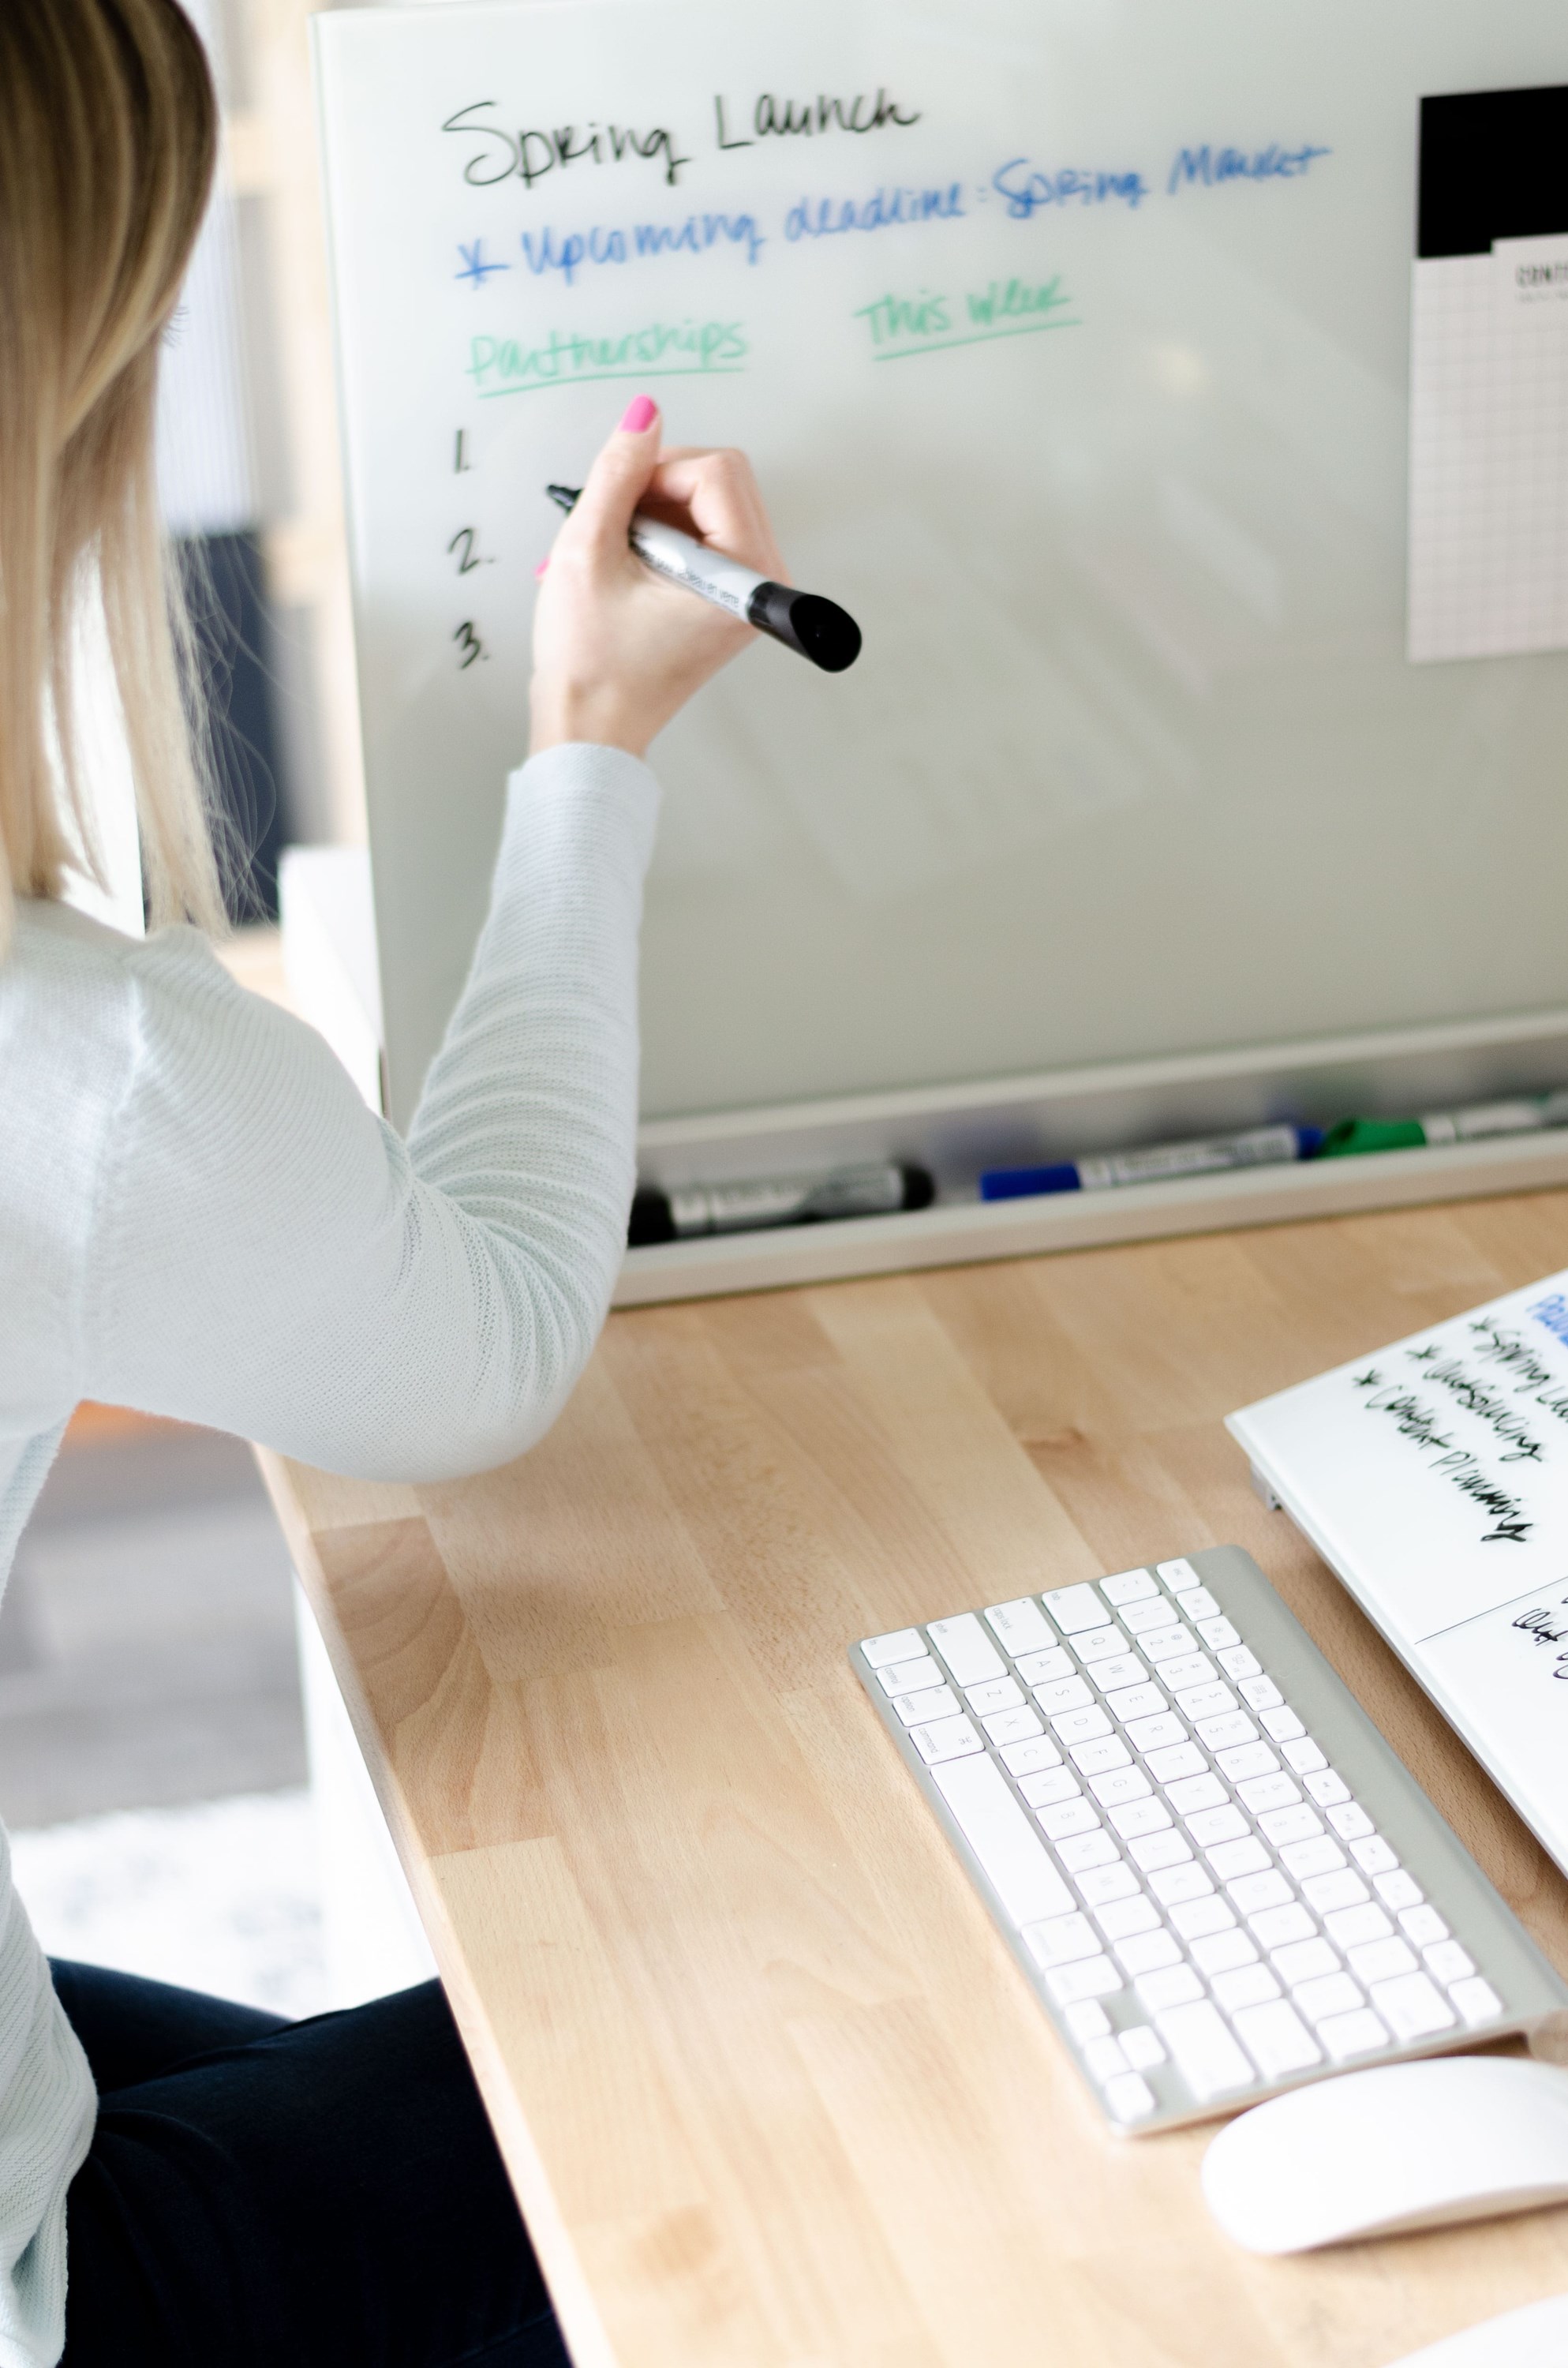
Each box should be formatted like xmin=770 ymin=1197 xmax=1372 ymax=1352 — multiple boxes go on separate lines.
xmin=619 ymin=394 xmax=657 ymax=433
xmin=534 ymin=558 xmax=549 ymax=578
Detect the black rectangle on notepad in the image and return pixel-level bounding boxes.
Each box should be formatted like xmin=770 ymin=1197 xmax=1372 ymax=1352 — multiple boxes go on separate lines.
xmin=1418 ymin=85 xmax=1568 ymax=258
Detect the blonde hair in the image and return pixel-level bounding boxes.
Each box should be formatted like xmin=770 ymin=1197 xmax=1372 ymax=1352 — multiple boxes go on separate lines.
xmin=0 ymin=0 xmax=223 ymax=942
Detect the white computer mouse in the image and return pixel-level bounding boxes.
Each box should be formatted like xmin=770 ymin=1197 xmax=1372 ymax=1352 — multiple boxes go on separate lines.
xmin=1200 ymin=2056 xmax=1568 ymax=2254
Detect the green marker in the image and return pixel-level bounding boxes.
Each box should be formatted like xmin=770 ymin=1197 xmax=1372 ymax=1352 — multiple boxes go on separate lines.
xmin=1319 ymin=1090 xmax=1568 ymax=1159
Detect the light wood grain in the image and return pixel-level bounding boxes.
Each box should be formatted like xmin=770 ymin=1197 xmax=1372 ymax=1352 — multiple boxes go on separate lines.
xmin=260 ymin=1192 xmax=1568 ymax=2368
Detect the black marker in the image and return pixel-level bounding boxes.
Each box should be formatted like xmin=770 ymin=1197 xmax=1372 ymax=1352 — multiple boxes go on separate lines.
xmin=629 ymin=1160 xmax=933 ymax=1245
xmin=545 ymin=485 xmax=861 ymax=672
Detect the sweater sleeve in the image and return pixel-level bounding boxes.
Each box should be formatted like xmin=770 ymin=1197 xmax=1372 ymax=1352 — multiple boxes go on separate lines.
xmin=88 ymin=745 xmax=659 ymax=1481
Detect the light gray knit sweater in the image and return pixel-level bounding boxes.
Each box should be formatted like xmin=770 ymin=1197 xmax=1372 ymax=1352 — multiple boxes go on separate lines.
xmin=0 ymin=742 xmax=660 ymax=2364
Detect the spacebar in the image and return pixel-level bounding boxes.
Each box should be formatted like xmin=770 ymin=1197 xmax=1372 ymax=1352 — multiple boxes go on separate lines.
xmin=930 ymin=1753 xmax=1074 ymax=1926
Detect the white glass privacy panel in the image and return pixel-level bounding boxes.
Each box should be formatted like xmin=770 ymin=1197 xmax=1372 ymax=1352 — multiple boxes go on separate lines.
xmin=315 ymin=0 xmax=1568 ymax=1130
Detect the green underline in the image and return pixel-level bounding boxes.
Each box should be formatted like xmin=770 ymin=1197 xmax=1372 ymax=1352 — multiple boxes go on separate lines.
xmin=870 ymin=317 xmax=1082 ymax=361
xmin=476 ymin=365 xmax=748 ymax=399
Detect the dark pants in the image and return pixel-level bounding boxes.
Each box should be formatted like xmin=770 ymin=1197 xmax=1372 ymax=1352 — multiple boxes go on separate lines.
xmin=53 ymin=1961 xmax=571 ymax=2367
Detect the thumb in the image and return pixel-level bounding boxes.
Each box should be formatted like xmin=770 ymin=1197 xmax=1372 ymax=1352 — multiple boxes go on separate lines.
xmin=572 ymin=394 xmax=661 ymax=556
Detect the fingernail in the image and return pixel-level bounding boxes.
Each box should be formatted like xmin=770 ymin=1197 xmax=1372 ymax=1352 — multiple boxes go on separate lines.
xmin=619 ymin=394 xmax=657 ymax=433
xmin=534 ymin=557 xmax=549 ymax=578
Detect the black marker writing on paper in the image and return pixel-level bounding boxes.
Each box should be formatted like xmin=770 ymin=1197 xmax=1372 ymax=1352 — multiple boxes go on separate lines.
xmin=1352 ymin=1369 xmax=1533 ymax=1542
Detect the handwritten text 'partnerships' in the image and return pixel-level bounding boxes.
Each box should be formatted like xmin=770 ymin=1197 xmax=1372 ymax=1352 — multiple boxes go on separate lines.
xmin=465 ymin=317 xmax=748 ymax=397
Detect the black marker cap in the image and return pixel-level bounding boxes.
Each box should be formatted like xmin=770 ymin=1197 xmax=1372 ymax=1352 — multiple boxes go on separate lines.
xmin=627 ymin=1187 xmax=675 ymax=1247
xmin=747 ymin=581 xmax=862 ymax=673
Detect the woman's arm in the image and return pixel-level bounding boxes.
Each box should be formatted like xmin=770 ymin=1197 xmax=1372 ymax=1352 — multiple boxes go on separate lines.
xmin=85 ymin=406 xmax=781 ymax=1479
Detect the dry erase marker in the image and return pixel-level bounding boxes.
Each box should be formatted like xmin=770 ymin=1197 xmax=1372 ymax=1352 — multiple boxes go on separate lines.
xmin=630 ymin=1160 xmax=934 ymax=1245
xmin=545 ymin=485 xmax=862 ymax=672
xmin=1319 ymin=1091 xmax=1568 ymax=1158
xmin=980 ymin=1123 xmax=1321 ymax=1201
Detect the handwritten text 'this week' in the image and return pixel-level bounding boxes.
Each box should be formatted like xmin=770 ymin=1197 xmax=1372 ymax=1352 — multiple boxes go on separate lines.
xmin=440 ymin=90 xmax=922 ymax=193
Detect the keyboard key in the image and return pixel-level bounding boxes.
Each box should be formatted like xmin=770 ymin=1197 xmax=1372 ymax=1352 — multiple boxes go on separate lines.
xmin=1195 ymin=1617 xmax=1241 ymax=1650
xmin=1254 ymin=1802 xmax=1317 ymax=1843
xmin=983 ymin=1707 xmax=1045 ymax=1746
xmin=1213 ymin=1964 xmax=1282 ymax=2012
xmin=1207 ymin=1838 xmax=1270 ymax=1880
xmin=1242 ymin=1781 xmax=1307 ymax=1821
xmin=1237 ymin=1675 xmax=1284 ymax=1712
xmin=1082 ymin=2034 xmax=1128 ymax=2082
xmin=1301 ymin=1869 xmax=1370 ymax=1915
xmin=1116 ymin=1930 xmax=1183 ymax=1976
xmin=1096 ymin=1894 xmax=1162 ymax=1941
xmin=1318 ymin=2007 xmax=1390 ymax=2062
xmin=1249 ymin=1903 xmax=1316 ymax=1949
xmin=1323 ymin=1905 xmax=1391 ymax=1950
xmin=1349 ymin=1835 xmax=1399 ymax=1877
xmin=1233 ymin=1999 xmax=1321 ymax=2078
xmin=1101 ymin=1568 xmax=1158 ymax=1605
xmin=967 ymin=1676 xmax=1024 ymax=1714
xmin=1105 ymin=2073 xmax=1158 ymax=2122
xmin=1090 ymin=1767 xmax=1151 ymax=1809
xmin=1075 ymin=1624 xmax=1133 ymax=1665
xmin=1398 ymin=1904 xmax=1448 ymax=1946
xmin=1088 ymin=1655 xmax=1149 ymax=1695
xmin=1174 ymin=1680 xmax=1233 ymax=1719
xmin=1140 ymin=1622 xmax=1196 ymax=1662
xmin=1271 ymin=1936 xmax=1340 ymax=1985
xmin=1187 ymin=1806 xmax=1248 ymax=1847
xmin=1121 ymin=1598 xmax=1181 ymax=1637
xmin=1174 ymin=1587 xmax=1221 ymax=1621
xmin=1062 ymin=1999 xmax=1111 ymax=2041
xmin=1016 ymin=1768 xmax=1080 ymax=1809
xmin=1056 ymin=1830 xmax=1119 ymax=1872
xmin=1216 ymin=1645 xmax=1262 ymax=1680
xmin=1149 ymin=1862 xmax=1214 ymax=1906
xmin=1128 ymin=1829 xmax=1192 ymax=1872
xmin=999 ymin=1736 xmax=1063 ymax=1778
xmin=1346 ymin=1937 xmax=1416 ymax=1984
xmin=895 ymin=1685 xmax=959 ymax=1725
xmin=1301 ymin=1768 xmax=1349 ymax=1805
xmin=1129 ymin=1721 xmax=1192 ymax=1760
xmin=930 ymin=1752 xmax=1076 ymax=1920
xmin=1369 ymin=1971 xmax=1454 ymax=2040
xmin=1191 ymin=1929 xmax=1259 ymax=1976
xmin=1014 ymin=1647 xmax=1076 ymax=1686
xmin=914 ymin=1716 xmax=983 ymax=1764
xmin=1034 ymin=1676 xmax=1093 ymax=1716
xmin=1450 ymin=1976 xmax=1503 ymax=2029
xmin=1042 ymin=1585 xmax=1112 ymax=1635
xmin=1292 ymin=1972 xmax=1364 ymax=2024
xmin=1277 ymin=1838 xmax=1344 ymax=1881
xmin=1162 ymin=1654 xmax=1218 ymax=1693
xmin=1229 ymin=1872 xmax=1293 ymax=1915
xmin=1072 ymin=1737 xmax=1132 ymax=1777
xmin=1259 ymin=1707 xmax=1307 ymax=1744
xmin=926 ymin=1615 xmax=1006 ymax=1686
xmin=1424 ymin=1939 xmax=1475 ymax=1984
xmin=1281 ymin=1737 xmax=1328 ymax=1775
xmin=1195 ymin=1712 xmax=1259 ymax=1752
xmin=1103 ymin=1684 xmax=1167 ymax=1723
xmin=880 ymin=1655 xmax=943 ymax=1696
xmin=1075 ymin=1860 xmax=1139 ymax=1906
xmin=1053 ymin=1707 xmax=1113 ymax=1745
xmin=1156 ymin=1557 xmax=1202 ymax=1591
xmin=1166 ymin=1772 xmax=1227 ymax=1814
xmin=985 ymin=1598 xmax=1056 ymax=1656
xmin=1374 ymin=1870 xmax=1423 ymax=1913
xmin=1022 ymin=1911 xmax=1101 ymax=1966
xmin=1038 ymin=1799 xmax=1101 ymax=1841
xmin=1155 ymin=1999 xmax=1256 ymax=2098
xmin=1171 ymin=1895 xmax=1235 ymax=1940
xmin=1137 ymin=1965 xmax=1205 ymax=2012
xmin=863 ymin=1628 xmax=924 ymax=1668
xmin=1214 ymin=1742 xmax=1278 ymax=1782
xmin=1327 ymin=1802 xmax=1375 ymax=1842
xmin=1109 ymin=1798 xmax=1172 ymax=1839
xmin=1119 ymin=2024 xmax=1166 ymax=2070
xmin=1046 ymin=1956 xmax=1124 ymax=2005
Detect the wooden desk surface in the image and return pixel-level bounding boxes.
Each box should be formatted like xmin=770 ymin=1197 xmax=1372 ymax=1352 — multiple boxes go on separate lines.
xmin=262 ymin=1193 xmax=1568 ymax=2368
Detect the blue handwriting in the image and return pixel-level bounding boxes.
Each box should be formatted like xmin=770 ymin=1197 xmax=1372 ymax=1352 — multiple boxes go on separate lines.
xmin=991 ymin=160 xmax=1148 ymax=218
xmin=517 ymin=212 xmax=765 ymax=286
xmin=1167 ymin=143 xmax=1330 ymax=194
xmin=785 ymin=184 xmax=964 ymax=240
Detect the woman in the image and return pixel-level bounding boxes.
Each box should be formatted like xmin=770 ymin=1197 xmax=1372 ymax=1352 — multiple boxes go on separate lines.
xmin=0 ymin=2 xmax=786 ymax=2361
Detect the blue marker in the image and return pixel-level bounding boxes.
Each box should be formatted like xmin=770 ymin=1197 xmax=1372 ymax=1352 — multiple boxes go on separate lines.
xmin=981 ymin=1122 xmax=1322 ymax=1200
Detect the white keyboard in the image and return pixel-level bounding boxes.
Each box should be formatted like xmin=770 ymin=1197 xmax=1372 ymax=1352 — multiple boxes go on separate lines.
xmin=852 ymin=1546 xmax=1568 ymax=2133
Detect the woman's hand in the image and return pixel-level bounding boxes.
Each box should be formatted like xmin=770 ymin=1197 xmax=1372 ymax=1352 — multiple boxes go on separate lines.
xmin=528 ymin=395 xmax=786 ymax=759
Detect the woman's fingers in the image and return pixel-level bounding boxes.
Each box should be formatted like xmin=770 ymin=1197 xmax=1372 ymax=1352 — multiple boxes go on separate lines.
xmin=640 ymin=447 xmax=786 ymax=581
xmin=563 ymin=394 xmax=664 ymax=563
